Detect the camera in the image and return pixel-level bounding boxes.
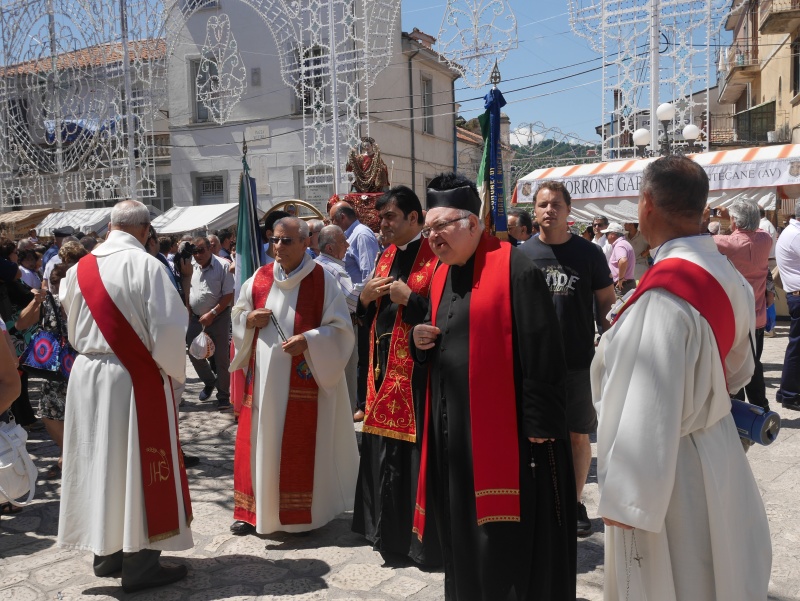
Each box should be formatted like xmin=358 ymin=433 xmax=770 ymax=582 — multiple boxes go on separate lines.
xmin=710 ymin=208 xmax=719 ymax=217
xmin=178 ymin=241 xmax=196 ymax=259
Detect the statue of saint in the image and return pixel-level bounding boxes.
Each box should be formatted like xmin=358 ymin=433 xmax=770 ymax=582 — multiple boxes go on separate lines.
xmin=346 ymin=136 xmax=389 ymax=193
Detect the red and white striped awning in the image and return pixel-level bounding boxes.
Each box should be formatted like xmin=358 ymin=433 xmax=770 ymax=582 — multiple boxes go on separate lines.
xmin=515 ymin=144 xmax=800 ymax=221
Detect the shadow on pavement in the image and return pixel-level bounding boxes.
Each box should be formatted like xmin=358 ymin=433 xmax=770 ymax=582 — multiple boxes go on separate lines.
xmin=79 ymin=555 xmax=330 ymax=598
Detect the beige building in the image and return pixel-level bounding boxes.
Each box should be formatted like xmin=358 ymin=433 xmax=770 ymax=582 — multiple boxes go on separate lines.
xmin=718 ymin=0 xmax=800 ymax=145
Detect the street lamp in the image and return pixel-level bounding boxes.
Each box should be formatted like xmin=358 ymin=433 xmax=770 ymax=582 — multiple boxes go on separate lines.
xmin=633 ymin=128 xmax=651 ymax=158
xmin=682 ymin=123 xmax=701 ymax=153
xmin=656 ymin=102 xmax=676 ymax=156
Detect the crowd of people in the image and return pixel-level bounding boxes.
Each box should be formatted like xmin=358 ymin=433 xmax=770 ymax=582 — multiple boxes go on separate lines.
xmin=0 ymin=155 xmax=789 ymax=599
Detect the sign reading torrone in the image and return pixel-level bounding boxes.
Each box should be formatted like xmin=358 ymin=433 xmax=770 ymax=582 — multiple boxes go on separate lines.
xmin=519 ymin=159 xmax=800 ymax=201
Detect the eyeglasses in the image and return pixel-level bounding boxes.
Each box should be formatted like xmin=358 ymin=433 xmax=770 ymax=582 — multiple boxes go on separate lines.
xmin=192 ymin=247 xmax=208 ymax=255
xmin=421 ymin=217 xmax=468 ymax=239
xmin=269 ymin=236 xmax=303 ymax=246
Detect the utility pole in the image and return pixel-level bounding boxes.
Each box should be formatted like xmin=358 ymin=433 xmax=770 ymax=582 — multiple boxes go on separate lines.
xmin=649 ymin=0 xmax=660 ymax=152
xmin=120 ymin=0 xmax=139 ymax=199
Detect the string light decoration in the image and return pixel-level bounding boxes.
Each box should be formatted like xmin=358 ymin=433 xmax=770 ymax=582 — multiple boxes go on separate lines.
xmin=569 ymin=0 xmax=728 ymax=160
xmin=437 ymin=0 xmax=517 ymax=89
xmin=196 ymin=14 xmax=246 ymax=125
xmin=0 ymin=0 xmax=165 ymax=208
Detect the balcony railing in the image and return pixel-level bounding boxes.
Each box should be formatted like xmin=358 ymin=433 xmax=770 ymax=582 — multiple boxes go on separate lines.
xmin=726 ymin=44 xmax=759 ymax=72
xmin=152 ymin=133 xmax=171 ymax=158
xmin=760 ymin=0 xmax=800 ymax=34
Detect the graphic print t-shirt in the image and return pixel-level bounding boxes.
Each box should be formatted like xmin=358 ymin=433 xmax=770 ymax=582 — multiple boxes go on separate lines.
xmin=520 ymin=234 xmax=612 ymax=370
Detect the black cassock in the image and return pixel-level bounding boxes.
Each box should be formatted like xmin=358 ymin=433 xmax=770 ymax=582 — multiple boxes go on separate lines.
xmin=411 ymin=247 xmax=577 ymax=600
xmin=352 ymin=237 xmax=442 ymax=566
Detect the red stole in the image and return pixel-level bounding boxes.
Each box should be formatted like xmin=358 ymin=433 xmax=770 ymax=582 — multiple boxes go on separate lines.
xmin=233 ymin=262 xmax=326 ymax=526
xmin=76 ymin=253 xmax=192 ymax=542
xmin=363 ymin=240 xmax=437 ymax=442
xmin=413 ymin=234 xmax=520 ymax=541
xmin=612 ymin=257 xmax=735 ymax=375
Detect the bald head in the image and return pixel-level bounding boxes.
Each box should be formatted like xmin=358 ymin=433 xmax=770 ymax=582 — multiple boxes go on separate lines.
xmin=329 ymin=202 xmax=357 ymax=229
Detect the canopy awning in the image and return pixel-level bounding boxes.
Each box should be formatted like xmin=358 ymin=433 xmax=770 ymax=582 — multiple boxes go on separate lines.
xmin=152 ymin=203 xmax=264 ymax=235
xmin=515 ymin=144 xmax=800 ymax=221
xmin=34 ymin=204 xmax=162 ymax=237
xmin=35 ymin=208 xmax=114 ymax=237
xmin=0 ymin=207 xmax=61 ymax=239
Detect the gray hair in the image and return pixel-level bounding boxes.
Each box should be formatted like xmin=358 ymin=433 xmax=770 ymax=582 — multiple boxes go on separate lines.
xmin=16 ymin=238 xmax=35 ymax=251
xmin=110 ymin=199 xmax=150 ymax=227
xmin=273 ymin=217 xmax=309 ymax=239
xmin=318 ymin=225 xmax=343 ymax=254
xmin=708 ymin=221 xmax=721 ymax=235
xmin=452 ymin=209 xmax=483 ymax=232
xmin=307 ymin=219 xmax=325 ymax=234
xmin=727 ymin=200 xmax=760 ymax=231
xmin=207 ymin=234 xmax=220 ymax=245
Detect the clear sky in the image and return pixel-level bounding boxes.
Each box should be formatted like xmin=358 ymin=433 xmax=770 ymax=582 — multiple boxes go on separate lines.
xmin=400 ymin=0 xmax=730 ymax=147
xmin=401 ymin=1 xmax=607 ymax=145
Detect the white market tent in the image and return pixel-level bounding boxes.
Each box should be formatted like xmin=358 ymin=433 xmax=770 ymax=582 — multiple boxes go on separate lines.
xmin=34 ymin=205 xmax=162 ymax=237
xmin=515 ymin=144 xmax=800 ymax=222
xmin=36 ymin=208 xmax=113 ymax=237
xmin=152 ymin=203 xmax=264 ymax=235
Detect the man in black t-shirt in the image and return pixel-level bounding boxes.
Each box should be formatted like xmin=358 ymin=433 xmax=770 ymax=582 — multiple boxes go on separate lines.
xmin=519 ymin=181 xmax=615 ymax=537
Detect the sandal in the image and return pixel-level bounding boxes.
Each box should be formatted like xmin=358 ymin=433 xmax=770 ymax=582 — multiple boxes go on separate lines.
xmin=0 ymin=502 xmax=23 ymax=515
xmin=44 ymin=463 xmax=62 ymax=480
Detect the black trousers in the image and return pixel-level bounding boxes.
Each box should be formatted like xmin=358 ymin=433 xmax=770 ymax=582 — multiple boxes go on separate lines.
xmin=734 ymin=327 xmax=767 ymax=408
xmin=356 ymin=319 xmax=370 ymax=411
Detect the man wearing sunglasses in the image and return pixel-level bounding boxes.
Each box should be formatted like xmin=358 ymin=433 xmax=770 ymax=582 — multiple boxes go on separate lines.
xmin=229 ymin=217 xmax=357 ymax=537
xmin=187 ymin=236 xmax=234 ymax=409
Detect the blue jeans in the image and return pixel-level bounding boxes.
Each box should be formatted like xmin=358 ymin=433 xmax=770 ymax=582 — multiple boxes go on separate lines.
xmin=777 ymin=293 xmax=800 ymax=405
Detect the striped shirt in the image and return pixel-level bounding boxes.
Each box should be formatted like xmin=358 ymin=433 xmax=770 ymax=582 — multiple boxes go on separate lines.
xmin=315 ymin=253 xmax=361 ymax=314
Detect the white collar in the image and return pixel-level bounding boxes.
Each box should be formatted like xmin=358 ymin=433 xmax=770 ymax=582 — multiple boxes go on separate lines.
xmin=398 ymin=232 xmax=422 ymax=251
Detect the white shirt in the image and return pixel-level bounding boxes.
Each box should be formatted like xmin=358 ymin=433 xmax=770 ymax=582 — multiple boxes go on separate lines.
xmin=43 ymin=256 xmax=62 ymax=291
xmin=593 ymin=234 xmax=613 ymax=261
xmin=776 ymin=219 xmax=800 ymax=292
xmin=759 ymin=217 xmax=777 ymax=259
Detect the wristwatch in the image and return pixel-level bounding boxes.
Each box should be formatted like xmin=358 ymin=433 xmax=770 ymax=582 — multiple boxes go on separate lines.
xmin=211 ymin=307 xmax=218 ymax=316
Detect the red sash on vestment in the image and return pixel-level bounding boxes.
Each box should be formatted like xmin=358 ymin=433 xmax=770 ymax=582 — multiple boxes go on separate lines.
xmin=76 ymin=254 xmax=192 ymax=542
xmin=612 ymin=257 xmax=736 ymax=376
xmin=363 ymin=240 xmax=437 ymax=442
xmin=413 ymin=234 xmax=520 ymax=541
xmin=233 ymin=262 xmax=326 ymax=525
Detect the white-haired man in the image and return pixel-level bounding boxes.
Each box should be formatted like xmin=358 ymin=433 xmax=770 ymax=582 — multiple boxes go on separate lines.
xmin=228 ymin=217 xmax=358 ymax=536
xmin=58 ymin=199 xmax=193 ymax=592
xmin=410 ymin=173 xmax=575 ymax=599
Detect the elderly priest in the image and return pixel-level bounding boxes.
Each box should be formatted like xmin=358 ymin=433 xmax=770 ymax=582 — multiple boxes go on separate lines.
xmin=229 ymin=217 xmax=358 ymax=536
xmin=411 ymin=173 xmax=576 ymax=599
xmin=58 ymin=200 xmax=193 ymax=593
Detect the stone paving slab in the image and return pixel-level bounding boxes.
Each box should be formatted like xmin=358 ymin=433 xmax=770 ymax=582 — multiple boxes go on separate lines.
xmin=1 ymin=325 xmax=799 ymax=600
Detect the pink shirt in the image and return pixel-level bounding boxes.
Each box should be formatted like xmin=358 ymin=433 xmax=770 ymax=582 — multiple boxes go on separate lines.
xmin=714 ymin=229 xmax=772 ymax=328
xmin=609 ymin=238 xmax=636 ymax=282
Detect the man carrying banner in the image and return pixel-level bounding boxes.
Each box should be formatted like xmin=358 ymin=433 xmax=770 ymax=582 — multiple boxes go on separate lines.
xmin=411 ymin=173 xmax=576 ymax=599
xmin=58 ymin=200 xmax=193 ymax=593
xmin=591 ymin=156 xmax=771 ymax=599
xmin=352 ymin=186 xmax=441 ymax=566
xmin=228 ymin=217 xmax=358 ymax=536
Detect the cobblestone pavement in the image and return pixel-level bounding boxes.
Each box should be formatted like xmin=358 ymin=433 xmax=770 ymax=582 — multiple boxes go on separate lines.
xmin=2 ymin=325 xmax=799 ymax=600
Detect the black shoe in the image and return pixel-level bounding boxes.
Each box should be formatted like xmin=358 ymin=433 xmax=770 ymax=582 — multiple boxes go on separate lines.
xmin=199 ymin=384 xmax=215 ymax=401
xmin=182 ymin=453 xmax=200 ymax=468
xmin=781 ymin=399 xmax=800 ymax=411
xmin=576 ymin=502 xmax=592 ymax=536
xmin=230 ymin=520 xmax=255 ymax=536
xmin=122 ymin=564 xmax=188 ymax=593
xmin=216 ymin=400 xmax=232 ymax=411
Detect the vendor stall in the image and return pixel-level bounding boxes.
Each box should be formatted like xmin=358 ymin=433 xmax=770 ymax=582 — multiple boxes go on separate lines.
xmin=0 ymin=207 xmax=61 ymax=239
xmin=34 ymin=204 xmax=162 ymax=238
xmin=515 ymin=144 xmax=800 ymax=222
xmin=152 ymin=203 xmax=264 ymax=235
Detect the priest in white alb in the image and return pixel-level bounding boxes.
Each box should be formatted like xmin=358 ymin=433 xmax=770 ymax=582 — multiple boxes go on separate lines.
xmin=58 ymin=200 xmax=193 ymax=593
xmin=228 ymin=216 xmax=357 ymax=536
xmin=591 ymin=156 xmax=771 ymax=600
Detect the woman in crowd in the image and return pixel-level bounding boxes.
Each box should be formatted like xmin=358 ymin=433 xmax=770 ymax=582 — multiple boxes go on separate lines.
xmin=17 ymin=249 xmax=42 ymax=289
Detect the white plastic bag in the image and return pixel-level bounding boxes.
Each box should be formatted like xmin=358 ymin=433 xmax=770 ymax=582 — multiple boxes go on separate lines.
xmin=189 ymin=329 xmax=215 ymax=360
xmin=0 ymin=418 xmax=37 ymax=506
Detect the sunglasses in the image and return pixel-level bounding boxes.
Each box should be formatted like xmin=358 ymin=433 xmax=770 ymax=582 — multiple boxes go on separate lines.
xmin=192 ymin=247 xmax=208 ymax=255
xmin=269 ymin=236 xmax=301 ymax=245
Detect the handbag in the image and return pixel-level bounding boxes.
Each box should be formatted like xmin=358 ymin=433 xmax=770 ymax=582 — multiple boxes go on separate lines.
xmin=19 ymin=293 xmax=76 ymax=381
xmin=0 ymin=416 xmax=37 ymax=506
